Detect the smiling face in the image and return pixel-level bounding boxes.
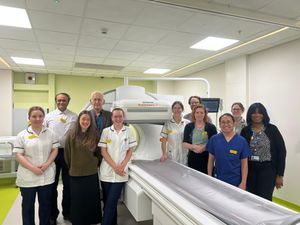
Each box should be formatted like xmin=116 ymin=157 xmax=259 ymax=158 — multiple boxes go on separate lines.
xmin=29 ymin=109 xmax=45 ymax=128
xmin=112 ymin=109 xmax=124 ymax=127
xmin=251 ymin=110 xmax=264 ymax=125
xmin=220 ymin=115 xmax=234 ymax=134
xmin=172 ymin=103 xmax=183 ymax=117
xmin=56 ymin=94 xmax=69 ymax=112
xmin=79 ymin=113 xmax=91 ymax=132
xmin=91 ymin=93 xmax=104 ymax=113
xmin=231 ymin=104 xmax=244 ymax=118
xmin=189 ymin=97 xmax=201 ymax=110
xmin=194 ymin=107 xmax=205 ymax=122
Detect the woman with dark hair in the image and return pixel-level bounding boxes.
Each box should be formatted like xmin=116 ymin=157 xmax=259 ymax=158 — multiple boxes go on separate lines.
xmin=64 ymin=110 xmax=101 ymax=225
xmin=183 ymin=104 xmax=217 ymax=174
xmin=207 ymin=113 xmax=251 ymax=189
xmin=160 ymin=101 xmax=189 ymax=165
xmin=241 ymin=103 xmax=287 ymax=201
xmin=231 ymin=102 xmax=246 ymax=134
xmin=13 ymin=106 xmax=59 ymax=225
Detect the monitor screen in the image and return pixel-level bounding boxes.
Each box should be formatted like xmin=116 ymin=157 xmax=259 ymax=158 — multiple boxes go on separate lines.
xmin=201 ymin=98 xmax=221 ymax=113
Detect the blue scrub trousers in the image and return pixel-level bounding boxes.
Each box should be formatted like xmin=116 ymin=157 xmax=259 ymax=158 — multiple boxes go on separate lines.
xmin=20 ymin=183 xmax=53 ymax=225
xmin=101 ymin=181 xmax=125 ymax=225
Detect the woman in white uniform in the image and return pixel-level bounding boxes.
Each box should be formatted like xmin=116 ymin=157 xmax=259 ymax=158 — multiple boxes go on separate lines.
xmin=13 ymin=106 xmax=59 ymax=225
xmin=160 ymin=101 xmax=189 ymax=165
xmin=99 ymin=108 xmax=137 ymax=225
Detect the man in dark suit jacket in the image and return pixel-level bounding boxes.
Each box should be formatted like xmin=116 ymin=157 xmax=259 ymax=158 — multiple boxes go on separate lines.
xmin=90 ymin=91 xmax=112 ymax=136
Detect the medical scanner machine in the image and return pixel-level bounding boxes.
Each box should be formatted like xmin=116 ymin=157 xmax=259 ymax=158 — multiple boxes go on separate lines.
xmin=0 ymin=136 xmax=17 ymax=178
xmin=90 ymin=85 xmax=300 ymax=225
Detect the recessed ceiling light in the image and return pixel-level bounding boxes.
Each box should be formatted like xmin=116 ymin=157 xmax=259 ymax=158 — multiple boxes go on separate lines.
xmin=11 ymin=57 xmax=44 ymax=66
xmin=0 ymin=5 xmax=31 ymax=28
xmin=144 ymin=68 xmax=171 ymax=74
xmin=190 ymin=37 xmax=239 ymax=51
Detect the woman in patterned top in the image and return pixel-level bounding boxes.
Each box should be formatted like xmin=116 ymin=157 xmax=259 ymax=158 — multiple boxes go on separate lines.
xmin=231 ymin=102 xmax=247 ymax=134
xmin=183 ymin=104 xmax=217 ymax=174
xmin=241 ymin=103 xmax=287 ymax=201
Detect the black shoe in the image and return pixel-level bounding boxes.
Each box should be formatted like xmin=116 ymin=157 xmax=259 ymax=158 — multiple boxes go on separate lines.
xmin=63 ymin=215 xmax=71 ymax=221
xmin=49 ymin=218 xmax=57 ymax=225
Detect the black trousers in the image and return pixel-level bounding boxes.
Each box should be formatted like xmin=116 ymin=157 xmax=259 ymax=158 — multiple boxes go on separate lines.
xmin=50 ymin=148 xmax=70 ymax=219
xmin=20 ymin=183 xmax=53 ymax=225
xmin=247 ymin=161 xmax=276 ymax=201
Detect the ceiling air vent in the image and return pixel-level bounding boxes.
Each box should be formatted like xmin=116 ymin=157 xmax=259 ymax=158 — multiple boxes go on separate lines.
xmin=74 ymin=62 xmax=124 ymax=71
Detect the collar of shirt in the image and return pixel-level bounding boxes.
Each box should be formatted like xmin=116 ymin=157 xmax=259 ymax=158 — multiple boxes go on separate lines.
xmin=109 ymin=125 xmax=126 ymax=133
xmin=55 ymin=108 xmax=69 ymax=115
xmin=170 ymin=117 xmax=184 ymax=125
xmin=27 ymin=125 xmax=47 ymax=135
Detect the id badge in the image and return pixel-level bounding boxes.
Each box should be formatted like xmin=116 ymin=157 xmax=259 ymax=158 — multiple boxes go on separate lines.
xmin=251 ymin=155 xmax=260 ymax=161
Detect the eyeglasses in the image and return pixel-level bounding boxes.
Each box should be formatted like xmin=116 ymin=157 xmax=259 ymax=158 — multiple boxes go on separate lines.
xmin=190 ymin=101 xmax=200 ymax=105
xmin=220 ymin=121 xmax=233 ymax=125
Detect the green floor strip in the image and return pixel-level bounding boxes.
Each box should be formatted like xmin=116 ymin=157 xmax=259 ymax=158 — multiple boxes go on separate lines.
xmin=0 ymin=178 xmax=19 ymax=225
xmin=273 ymin=196 xmax=300 ymax=213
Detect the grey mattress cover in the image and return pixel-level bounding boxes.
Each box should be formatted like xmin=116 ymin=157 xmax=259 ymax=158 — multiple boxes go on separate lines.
xmin=131 ymin=160 xmax=300 ymax=225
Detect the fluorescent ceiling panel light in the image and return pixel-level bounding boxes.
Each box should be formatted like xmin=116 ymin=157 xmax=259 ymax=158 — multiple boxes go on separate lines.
xmin=165 ymin=27 xmax=289 ymax=77
xmin=11 ymin=57 xmax=44 ymax=66
xmin=0 ymin=5 xmax=31 ymax=28
xmin=144 ymin=68 xmax=170 ymax=74
xmin=190 ymin=37 xmax=239 ymax=51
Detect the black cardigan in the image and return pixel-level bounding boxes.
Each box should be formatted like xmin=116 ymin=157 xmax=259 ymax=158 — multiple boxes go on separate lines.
xmin=183 ymin=122 xmax=217 ymax=145
xmin=240 ymin=124 xmax=286 ymax=176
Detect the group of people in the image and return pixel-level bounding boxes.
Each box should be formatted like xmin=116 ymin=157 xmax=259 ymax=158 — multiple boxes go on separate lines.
xmin=13 ymin=91 xmax=286 ymax=225
xmin=13 ymin=91 xmax=136 ymax=225
xmin=160 ymin=97 xmax=286 ymax=202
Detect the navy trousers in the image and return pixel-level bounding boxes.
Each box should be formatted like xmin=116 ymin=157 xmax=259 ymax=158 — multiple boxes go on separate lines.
xmin=20 ymin=183 xmax=53 ymax=225
xmin=101 ymin=181 xmax=125 ymax=225
xmin=51 ymin=148 xmax=70 ymax=219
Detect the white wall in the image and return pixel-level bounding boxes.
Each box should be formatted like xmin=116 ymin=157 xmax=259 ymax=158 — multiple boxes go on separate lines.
xmin=247 ymin=38 xmax=300 ymax=205
xmin=224 ymin=56 xmax=248 ymax=113
xmin=0 ymin=69 xmax=13 ymax=136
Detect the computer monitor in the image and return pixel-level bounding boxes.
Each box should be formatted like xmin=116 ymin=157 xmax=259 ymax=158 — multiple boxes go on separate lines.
xmin=201 ymin=98 xmax=221 ymax=113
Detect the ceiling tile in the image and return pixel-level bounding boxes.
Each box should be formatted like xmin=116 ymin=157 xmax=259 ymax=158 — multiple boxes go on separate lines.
xmin=81 ymin=19 xmax=129 ymax=39
xmin=78 ymin=35 xmax=118 ymax=50
xmin=29 ymin=10 xmax=82 ymax=33
xmin=26 ymin=0 xmax=87 ymax=17
xmin=134 ymin=3 xmax=194 ymax=29
xmin=35 ymin=30 xmax=78 ymax=45
xmin=75 ymin=55 xmax=104 ymax=64
xmin=86 ymin=0 xmax=146 ymax=24
xmin=108 ymin=50 xmax=140 ymax=60
xmin=0 ymin=39 xmax=39 ymax=51
xmin=113 ymin=40 xmax=152 ymax=52
xmin=39 ymin=43 xmax=76 ymax=55
xmin=76 ymin=47 xmax=110 ymax=58
xmin=0 ymin=26 xmax=35 ymax=41
xmin=123 ymin=26 xmax=169 ymax=43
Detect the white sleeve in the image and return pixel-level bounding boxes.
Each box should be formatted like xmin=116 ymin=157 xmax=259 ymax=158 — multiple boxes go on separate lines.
xmin=13 ymin=132 xmax=25 ymax=153
xmin=98 ymin=128 xmax=108 ymax=148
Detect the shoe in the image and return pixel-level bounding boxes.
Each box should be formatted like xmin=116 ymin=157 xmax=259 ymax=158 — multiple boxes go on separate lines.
xmin=49 ymin=218 xmax=57 ymax=225
xmin=63 ymin=215 xmax=71 ymax=221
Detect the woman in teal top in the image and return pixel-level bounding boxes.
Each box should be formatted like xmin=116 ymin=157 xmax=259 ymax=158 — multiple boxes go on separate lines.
xmin=183 ymin=104 xmax=217 ymax=174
